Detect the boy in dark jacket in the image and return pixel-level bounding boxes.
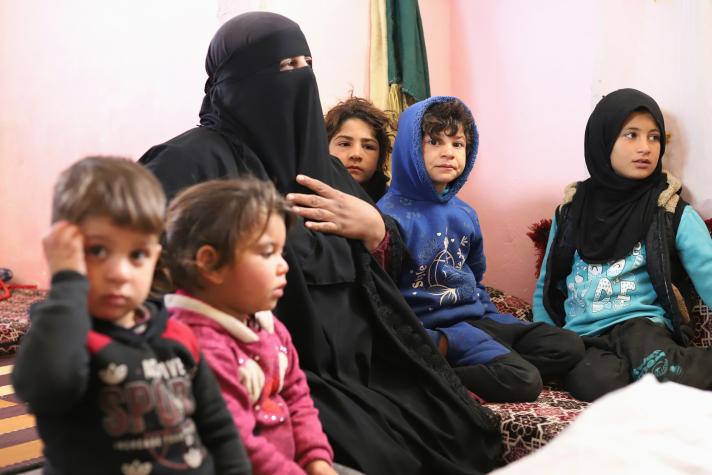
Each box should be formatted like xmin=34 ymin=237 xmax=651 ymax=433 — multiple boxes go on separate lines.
xmin=12 ymin=156 xmax=250 ymax=475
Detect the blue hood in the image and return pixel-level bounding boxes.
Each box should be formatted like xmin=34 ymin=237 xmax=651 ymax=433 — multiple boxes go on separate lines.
xmin=389 ymin=96 xmax=478 ymax=203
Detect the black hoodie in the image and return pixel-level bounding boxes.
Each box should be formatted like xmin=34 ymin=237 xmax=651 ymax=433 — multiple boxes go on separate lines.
xmin=12 ymin=271 xmax=250 ymax=475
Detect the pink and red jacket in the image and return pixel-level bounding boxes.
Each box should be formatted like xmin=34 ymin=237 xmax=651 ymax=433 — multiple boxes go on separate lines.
xmin=166 ymin=293 xmax=333 ymax=475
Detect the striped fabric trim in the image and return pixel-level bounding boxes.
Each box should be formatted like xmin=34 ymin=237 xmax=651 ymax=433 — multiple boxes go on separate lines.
xmin=0 ymin=356 xmax=43 ymax=474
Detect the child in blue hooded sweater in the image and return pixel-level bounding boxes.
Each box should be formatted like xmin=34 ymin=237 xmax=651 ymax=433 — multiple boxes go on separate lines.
xmin=378 ymin=96 xmax=584 ymax=402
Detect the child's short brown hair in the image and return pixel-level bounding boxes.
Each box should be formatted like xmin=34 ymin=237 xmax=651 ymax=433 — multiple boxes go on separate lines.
xmin=421 ymin=99 xmax=475 ymax=157
xmin=52 ymin=156 xmax=166 ymax=234
xmin=324 ymin=96 xmax=395 ymax=173
xmin=165 ymin=177 xmax=293 ymax=292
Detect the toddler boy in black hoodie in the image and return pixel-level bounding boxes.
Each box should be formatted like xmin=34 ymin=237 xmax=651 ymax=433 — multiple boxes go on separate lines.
xmin=12 ymin=156 xmax=250 ymax=475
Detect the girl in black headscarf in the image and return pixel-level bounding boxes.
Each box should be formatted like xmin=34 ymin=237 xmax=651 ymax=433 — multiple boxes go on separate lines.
xmin=532 ymin=88 xmax=712 ymax=402
xmin=140 ymin=11 xmax=501 ymax=474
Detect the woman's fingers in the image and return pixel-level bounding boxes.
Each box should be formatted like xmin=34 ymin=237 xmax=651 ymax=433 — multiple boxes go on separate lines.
xmin=303 ymin=220 xmax=339 ymax=234
xmin=287 ymin=174 xmax=385 ymax=250
xmin=295 ymin=174 xmax=338 ymax=198
xmin=287 ymin=192 xmax=327 ymax=210
xmin=287 ymin=175 xmax=342 ymax=226
xmin=290 ymin=205 xmax=334 ymax=224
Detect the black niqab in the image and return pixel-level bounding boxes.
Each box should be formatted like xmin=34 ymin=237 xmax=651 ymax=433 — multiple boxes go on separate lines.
xmin=199 ymin=11 xmax=361 ymax=286
xmin=199 ymin=12 xmax=346 ymax=195
xmin=570 ymin=88 xmax=668 ymax=262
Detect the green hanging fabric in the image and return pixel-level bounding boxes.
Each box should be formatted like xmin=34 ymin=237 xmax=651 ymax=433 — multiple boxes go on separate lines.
xmin=385 ymin=0 xmax=431 ymax=106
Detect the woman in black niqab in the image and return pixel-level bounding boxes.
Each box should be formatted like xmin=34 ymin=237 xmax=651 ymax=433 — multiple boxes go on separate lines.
xmin=140 ymin=12 xmax=501 ymax=474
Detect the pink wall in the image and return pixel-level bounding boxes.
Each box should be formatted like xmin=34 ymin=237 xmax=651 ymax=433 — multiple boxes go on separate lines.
xmin=448 ymin=0 xmax=712 ymax=302
xmin=1 ymin=1 xmax=421 ymax=286
xmin=1 ymin=1 xmax=451 ymax=286
xmin=1 ymin=2 xmax=218 ymax=285
xmin=8 ymin=1 xmax=704 ymax=302
xmin=450 ymin=0 xmax=596 ymax=300
xmin=419 ymin=0 xmax=451 ymax=96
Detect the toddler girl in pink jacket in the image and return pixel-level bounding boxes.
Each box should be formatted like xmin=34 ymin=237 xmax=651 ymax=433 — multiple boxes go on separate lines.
xmin=163 ymin=177 xmax=337 ymax=475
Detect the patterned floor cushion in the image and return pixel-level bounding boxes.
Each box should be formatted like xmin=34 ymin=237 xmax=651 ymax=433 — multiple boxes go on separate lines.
xmin=486 ymin=286 xmax=533 ymax=322
xmin=485 ymin=386 xmax=589 ymax=464
xmin=485 ymin=286 xmax=581 ymax=462
xmin=484 ymin=286 xmax=712 ymax=464
xmin=0 ymin=289 xmax=47 ymax=355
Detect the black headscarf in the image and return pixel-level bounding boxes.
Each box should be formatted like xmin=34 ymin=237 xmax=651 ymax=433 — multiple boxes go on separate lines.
xmin=361 ymin=169 xmax=390 ymax=202
xmin=569 ymin=88 xmax=668 ymax=262
xmin=199 ymin=11 xmax=365 ymax=283
xmin=141 ymin=12 xmax=501 ymax=474
xmin=199 ymin=12 xmax=347 ymax=195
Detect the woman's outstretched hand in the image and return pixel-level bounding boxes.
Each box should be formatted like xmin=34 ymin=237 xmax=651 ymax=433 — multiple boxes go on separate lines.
xmin=286 ymin=174 xmax=386 ymax=252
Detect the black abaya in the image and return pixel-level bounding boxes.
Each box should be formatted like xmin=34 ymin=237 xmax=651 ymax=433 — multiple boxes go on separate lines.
xmin=141 ymin=12 xmax=501 ymax=474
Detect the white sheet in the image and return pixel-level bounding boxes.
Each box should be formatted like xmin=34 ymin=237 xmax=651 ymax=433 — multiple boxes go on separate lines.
xmin=492 ymin=375 xmax=712 ymax=474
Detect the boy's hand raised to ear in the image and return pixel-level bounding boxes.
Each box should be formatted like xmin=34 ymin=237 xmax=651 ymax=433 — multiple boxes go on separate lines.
xmin=287 ymin=174 xmax=386 ymax=252
xmin=42 ymin=220 xmax=86 ymax=276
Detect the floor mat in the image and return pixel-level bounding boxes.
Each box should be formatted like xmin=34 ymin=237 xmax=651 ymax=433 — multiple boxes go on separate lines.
xmin=0 ymin=355 xmax=43 ymax=474
xmin=0 ymin=289 xmax=47 ymax=355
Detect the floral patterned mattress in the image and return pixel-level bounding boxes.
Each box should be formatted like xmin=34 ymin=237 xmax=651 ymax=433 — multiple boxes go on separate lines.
xmin=0 ymin=288 xmax=47 ymax=355
xmin=485 ymin=286 xmax=712 ymax=464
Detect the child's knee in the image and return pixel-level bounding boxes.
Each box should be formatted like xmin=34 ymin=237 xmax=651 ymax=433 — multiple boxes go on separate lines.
xmin=453 ymin=362 xmax=542 ymax=402
xmin=559 ymin=331 xmax=586 ymax=367
xmin=513 ymin=366 xmax=543 ymax=402
xmin=489 ymin=356 xmax=543 ymax=402
xmin=565 ymin=358 xmax=628 ymax=402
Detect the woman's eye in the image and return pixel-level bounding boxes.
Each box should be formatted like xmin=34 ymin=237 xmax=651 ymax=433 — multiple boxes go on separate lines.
xmin=623 ymin=132 xmax=636 ymax=139
xmin=454 ymin=142 xmax=464 ymax=148
xmin=429 ymin=138 xmax=438 ymax=146
xmin=280 ymin=56 xmax=311 ymax=71
xmin=649 ymin=134 xmax=660 ymax=142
